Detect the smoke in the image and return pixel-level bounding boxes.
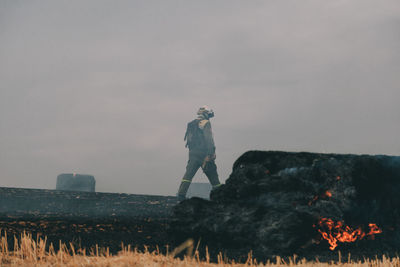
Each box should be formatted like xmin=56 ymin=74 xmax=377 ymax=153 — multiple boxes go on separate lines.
xmin=0 ymin=1 xmax=399 ymax=195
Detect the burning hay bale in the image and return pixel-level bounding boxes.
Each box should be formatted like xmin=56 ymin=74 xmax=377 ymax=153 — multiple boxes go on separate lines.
xmin=170 ymin=151 xmax=400 ymax=259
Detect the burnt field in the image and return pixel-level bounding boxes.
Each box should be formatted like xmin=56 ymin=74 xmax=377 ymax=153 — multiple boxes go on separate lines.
xmin=0 ymin=187 xmax=178 ymax=253
xmin=1 ymin=150 xmax=400 ymax=263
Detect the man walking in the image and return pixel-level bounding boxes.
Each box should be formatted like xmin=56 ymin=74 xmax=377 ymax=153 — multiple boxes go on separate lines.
xmin=176 ymin=106 xmax=221 ymax=200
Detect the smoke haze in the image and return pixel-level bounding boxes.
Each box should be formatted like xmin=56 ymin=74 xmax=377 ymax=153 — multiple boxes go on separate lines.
xmin=1 ymin=0 xmax=399 ymax=195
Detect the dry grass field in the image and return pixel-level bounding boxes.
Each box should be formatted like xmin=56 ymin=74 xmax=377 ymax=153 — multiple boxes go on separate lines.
xmin=0 ymin=231 xmax=398 ymax=267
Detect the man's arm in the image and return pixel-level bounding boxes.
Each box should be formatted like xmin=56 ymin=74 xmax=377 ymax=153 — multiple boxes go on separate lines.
xmin=201 ymin=120 xmax=216 ymax=156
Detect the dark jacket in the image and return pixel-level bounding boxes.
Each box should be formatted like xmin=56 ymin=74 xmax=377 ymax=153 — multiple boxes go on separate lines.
xmin=197 ymin=119 xmax=216 ymax=155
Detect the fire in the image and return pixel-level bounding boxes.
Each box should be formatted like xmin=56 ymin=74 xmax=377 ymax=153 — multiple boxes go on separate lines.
xmin=324 ymin=190 xmax=332 ymax=198
xmin=367 ymin=223 xmax=383 ymax=237
xmin=315 ymin=218 xmax=382 ymax=250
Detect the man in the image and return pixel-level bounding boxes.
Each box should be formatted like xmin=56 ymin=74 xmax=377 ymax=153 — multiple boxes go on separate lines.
xmin=176 ymin=106 xmax=221 ymax=200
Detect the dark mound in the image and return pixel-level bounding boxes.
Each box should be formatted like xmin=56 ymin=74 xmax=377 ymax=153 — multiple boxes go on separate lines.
xmin=170 ymin=151 xmax=400 ymax=260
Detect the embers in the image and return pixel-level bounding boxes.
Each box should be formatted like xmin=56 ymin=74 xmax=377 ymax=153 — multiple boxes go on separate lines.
xmin=308 ymin=190 xmax=333 ymax=206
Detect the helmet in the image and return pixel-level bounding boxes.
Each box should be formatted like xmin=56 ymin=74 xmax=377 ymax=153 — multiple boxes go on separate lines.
xmin=197 ymin=105 xmax=214 ymax=118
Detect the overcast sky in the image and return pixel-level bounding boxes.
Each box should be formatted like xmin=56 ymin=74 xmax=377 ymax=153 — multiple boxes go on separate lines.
xmin=0 ymin=0 xmax=399 ymax=195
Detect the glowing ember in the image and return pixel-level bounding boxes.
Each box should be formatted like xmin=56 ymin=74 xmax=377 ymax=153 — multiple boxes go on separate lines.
xmin=367 ymin=223 xmax=383 ymax=237
xmin=315 ymin=218 xmax=382 ymax=250
xmin=308 ymin=195 xmax=319 ymax=206
xmin=308 ymin=190 xmax=332 ymax=206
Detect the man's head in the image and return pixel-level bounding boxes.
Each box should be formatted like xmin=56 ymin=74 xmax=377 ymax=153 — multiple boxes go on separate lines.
xmin=197 ymin=105 xmax=214 ymax=119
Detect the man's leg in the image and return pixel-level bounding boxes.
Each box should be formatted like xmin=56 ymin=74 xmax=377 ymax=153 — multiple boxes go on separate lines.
xmin=202 ymin=160 xmax=221 ymax=190
xmin=177 ymin=153 xmax=202 ymax=199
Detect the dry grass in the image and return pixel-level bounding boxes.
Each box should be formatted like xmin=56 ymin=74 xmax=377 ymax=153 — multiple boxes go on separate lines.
xmin=0 ymin=230 xmax=399 ymax=266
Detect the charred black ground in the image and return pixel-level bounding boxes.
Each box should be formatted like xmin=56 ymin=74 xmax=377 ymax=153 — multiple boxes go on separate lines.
xmin=170 ymin=150 xmax=400 ymax=261
xmin=0 ymin=187 xmax=178 ymax=253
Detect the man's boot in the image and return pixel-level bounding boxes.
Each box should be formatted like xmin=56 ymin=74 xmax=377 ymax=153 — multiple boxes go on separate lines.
xmin=176 ymin=179 xmax=191 ymax=201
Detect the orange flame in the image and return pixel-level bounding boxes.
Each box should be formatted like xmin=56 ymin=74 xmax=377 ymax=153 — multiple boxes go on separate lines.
xmin=324 ymin=191 xmax=332 ymax=198
xmin=315 ymin=218 xmax=382 ymax=250
xmin=367 ymin=223 xmax=383 ymax=238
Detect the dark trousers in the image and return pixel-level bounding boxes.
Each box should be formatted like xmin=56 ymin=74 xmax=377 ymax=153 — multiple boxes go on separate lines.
xmin=177 ymin=151 xmax=220 ymax=197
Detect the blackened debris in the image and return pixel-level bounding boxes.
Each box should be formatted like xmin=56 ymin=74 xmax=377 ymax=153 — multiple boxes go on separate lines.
xmin=170 ymin=151 xmax=400 ymax=260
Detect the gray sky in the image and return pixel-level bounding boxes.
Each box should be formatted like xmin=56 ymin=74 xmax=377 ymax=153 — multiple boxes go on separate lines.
xmin=1 ymin=0 xmax=399 ymax=195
